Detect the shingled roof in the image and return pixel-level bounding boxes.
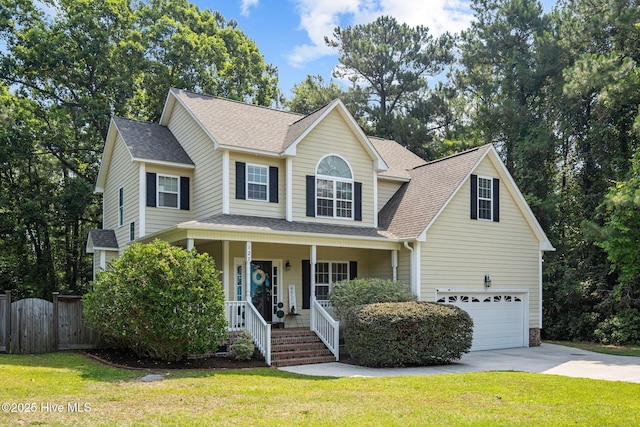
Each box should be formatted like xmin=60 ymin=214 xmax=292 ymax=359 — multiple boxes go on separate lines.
xmin=379 ymin=145 xmax=491 ymax=239
xmin=113 ymin=116 xmax=194 ymax=166
xmin=169 ymin=89 xmax=304 ymax=153
xmin=370 ymin=137 xmax=427 ymax=180
xmin=86 ymin=229 xmax=119 ymax=252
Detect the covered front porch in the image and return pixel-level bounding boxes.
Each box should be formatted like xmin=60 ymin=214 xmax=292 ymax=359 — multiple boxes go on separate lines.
xmin=139 ymin=215 xmax=413 ymax=365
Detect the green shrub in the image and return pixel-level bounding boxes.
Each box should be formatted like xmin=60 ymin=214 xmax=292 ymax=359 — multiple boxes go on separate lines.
xmin=345 ymin=301 xmax=473 ymax=367
xmin=328 ymin=278 xmax=416 ymax=321
xmin=594 ymin=308 xmax=640 ymax=345
xmin=228 ymin=330 xmax=256 ymax=360
xmin=83 ymin=239 xmax=227 ymax=361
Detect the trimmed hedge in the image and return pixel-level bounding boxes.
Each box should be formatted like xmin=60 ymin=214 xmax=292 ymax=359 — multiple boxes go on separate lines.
xmin=345 ymin=301 xmax=473 ymax=367
xmin=328 ymin=278 xmax=416 ymax=322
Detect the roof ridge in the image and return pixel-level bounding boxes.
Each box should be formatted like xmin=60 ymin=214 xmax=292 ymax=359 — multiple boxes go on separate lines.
xmin=171 ymin=88 xmax=304 ymax=118
xmin=413 ymin=144 xmax=489 ymax=170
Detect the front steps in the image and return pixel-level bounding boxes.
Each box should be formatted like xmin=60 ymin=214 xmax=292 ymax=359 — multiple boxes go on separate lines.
xmin=270 ymin=328 xmax=336 ymax=367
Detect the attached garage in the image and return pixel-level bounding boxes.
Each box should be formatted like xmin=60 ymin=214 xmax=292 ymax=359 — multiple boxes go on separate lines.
xmin=436 ymin=291 xmax=528 ymax=351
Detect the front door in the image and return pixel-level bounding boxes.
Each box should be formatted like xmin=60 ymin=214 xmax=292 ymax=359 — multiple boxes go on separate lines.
xmin=250 ymin=261 xmax=273 ymax=322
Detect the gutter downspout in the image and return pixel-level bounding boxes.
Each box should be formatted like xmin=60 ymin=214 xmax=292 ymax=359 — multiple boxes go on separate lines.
xmin=403 ymin=241 xmax=416 ymax=296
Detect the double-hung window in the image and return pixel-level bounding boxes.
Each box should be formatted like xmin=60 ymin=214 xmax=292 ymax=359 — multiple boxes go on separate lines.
xmin=315 ymin=261 xmax=349 ymax=300
xmin=477 ymin=177 xmax=493 ymax=220
xmin=247 ymin=164 xmax=268 ymax=201
xmin=158 ymin=175 xmax=179 ymax=208
xmin=316 ymin=155 xmax=353 ymax=219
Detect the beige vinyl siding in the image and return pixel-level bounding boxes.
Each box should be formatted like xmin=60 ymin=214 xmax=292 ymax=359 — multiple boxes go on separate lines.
xmin=145 ymin=165 xmax=193 ymax=235
xmin=103 ymin=133 xmax=138 ymax=249
xmin=420 ymin=157 xmax=541 ymax=328
xmin=366 ymin=249 xmax=394 ymax=280
xmin=377 ymin=179 xmax=404 ymax=209
xmin=291 ymin=109 xmax=376 ymax=226
xmin=397 ymin=246 xmax=411 ymax=285
xmin=229 ymin=153 xmax=285 ymax=218
xmin=166 ymin=102 xmax=223 ymax=219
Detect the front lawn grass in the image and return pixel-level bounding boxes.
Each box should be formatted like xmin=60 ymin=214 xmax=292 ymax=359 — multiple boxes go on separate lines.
xmin=546 ymin=340 xmax=640 ymax=357
xmin=1 ymin=352 xmax=639 ymax=426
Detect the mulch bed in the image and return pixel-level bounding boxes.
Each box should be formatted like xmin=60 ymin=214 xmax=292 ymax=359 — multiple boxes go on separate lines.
xmin=85 ymin=348 xmax=269 ymax=370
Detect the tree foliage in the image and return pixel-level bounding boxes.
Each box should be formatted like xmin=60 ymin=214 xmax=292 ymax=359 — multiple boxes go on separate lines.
xmin=0 ymin=0 xmax=277 ymax=297
xmin=83 ymin=240 xmax=227 ymax=361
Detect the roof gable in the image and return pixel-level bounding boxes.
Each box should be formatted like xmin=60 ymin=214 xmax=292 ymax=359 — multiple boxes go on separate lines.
xmin=95 ymin=117 xmax=194 ymax=192
xmin=86 ymin=229 xmax=118 ymax=253
xmin=378 ymin=144 xmax=553 ymax=250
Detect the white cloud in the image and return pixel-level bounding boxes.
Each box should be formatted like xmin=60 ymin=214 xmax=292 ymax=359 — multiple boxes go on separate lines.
xmin=240 ymin=0 xmax=260 ymax=17
xmin=285 ymin=0 xmax=473 ymax=68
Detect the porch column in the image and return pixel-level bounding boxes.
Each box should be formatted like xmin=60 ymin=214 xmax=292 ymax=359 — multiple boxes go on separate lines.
xmin=245 ymin=241 xmax=252 ymax=301
xmin=223 ymin=240 xmax=230 ymax=301
xmin=391 ymin=250 xmax=398 ymax=281
xmin=186 ymin=238 xmax=194 ymax=251
xmin=310 ymin=245 xmax=317 ymax=303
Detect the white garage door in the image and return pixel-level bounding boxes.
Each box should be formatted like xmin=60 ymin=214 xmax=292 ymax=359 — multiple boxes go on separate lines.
xmin=437 ymin=292 xmax=526 ymax=351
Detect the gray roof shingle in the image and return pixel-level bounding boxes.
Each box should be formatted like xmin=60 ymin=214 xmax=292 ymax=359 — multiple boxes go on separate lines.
xmin=88 ymin=229 xmax=119 ymax=250
xmin=113 ymin=116 xmax=194 ymax=166
xmin=180 ymin=214 xmax=393 ymax=239
xmin=379 ymin=145 xmax=490 ymax=239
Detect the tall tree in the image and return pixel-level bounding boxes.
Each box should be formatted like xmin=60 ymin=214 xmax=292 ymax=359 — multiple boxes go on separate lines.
xmin=325 ymin=15 xmax=454 ymax=144
xmin=0 ymin=0 xmax=278 ymax=296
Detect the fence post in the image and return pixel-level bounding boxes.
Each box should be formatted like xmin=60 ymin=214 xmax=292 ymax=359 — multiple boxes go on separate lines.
xmin=52 ymin=292 xmax=59 ymax=351
xmin=3 ymin=291 xmax=10 ymax=353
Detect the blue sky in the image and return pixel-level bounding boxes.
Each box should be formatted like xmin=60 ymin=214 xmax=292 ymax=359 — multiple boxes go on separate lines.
xmin=197 ymin=0 xmax=557 ymax=97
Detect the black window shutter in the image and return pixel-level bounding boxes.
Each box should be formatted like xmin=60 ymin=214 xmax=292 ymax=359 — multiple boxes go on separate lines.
xmin=349 ymin=261 xmax=358 ymax=280
xmin=493 ymin=178 xmax=500 ymax=222
xmin=354 ymin=182 xmax=362 ymax=221
xmin=302 ymin=260 xmax=311 ymax=309
xmin=235 ymin=162 xmax=246 ymax=199
xmin=269 ymin=166 xmax=278 ymax=203
xmin=470 ymin=174 xmax=477 ymax=220
xmin=306 ymin=175 xmax=315 ymax=217
xmin=180 ymin=176 xmax=190 ymax=210
xmin=146 ymin=172 xmax=157 ymax=207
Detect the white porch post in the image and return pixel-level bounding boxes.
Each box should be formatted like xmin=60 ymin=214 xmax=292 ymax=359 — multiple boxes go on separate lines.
xmin=391 ymin=250 xmax=398 ymax=281
xmin=245 ymin=241 xmax=252 ymax=301
xmin=223 ymin=240 xmax=230 ymax=301
xmin=310 ymin=245 xmax=317 ymax=303
xmin=310 ymin=244 xmax=317 ymax=330
xmin=186 ymin=238 xmax=194 ymax=251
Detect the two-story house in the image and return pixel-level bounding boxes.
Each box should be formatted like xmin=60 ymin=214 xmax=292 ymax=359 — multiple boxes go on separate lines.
xmin=87 ymin=88 xmax=554 ymax=365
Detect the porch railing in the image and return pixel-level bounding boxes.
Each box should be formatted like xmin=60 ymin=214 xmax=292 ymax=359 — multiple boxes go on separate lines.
xmin=311 ymin=299 xmax=340 ymax=361
xmin=224 ymin=301 xmax=246 ymax=331
xmin=244 ymin=300 xmax=272 ymax=365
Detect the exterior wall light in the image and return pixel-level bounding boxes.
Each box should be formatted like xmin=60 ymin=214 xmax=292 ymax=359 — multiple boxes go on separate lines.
xmin=285 ymin=260 xmax=291 ymax=271
xmin=484 ymin=274 xmax=492 ymax=287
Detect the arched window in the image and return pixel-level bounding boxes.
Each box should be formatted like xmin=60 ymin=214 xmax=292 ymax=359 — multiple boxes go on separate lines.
xmin=316 ymin=155 xmax=353 ymax=219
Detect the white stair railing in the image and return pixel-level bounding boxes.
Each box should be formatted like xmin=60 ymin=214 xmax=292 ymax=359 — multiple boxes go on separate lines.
xmin=224 ymin=301 xmax=246 ymax=331
xmin=311 ymin=299 xmax=340 ymax=361
xmin=244 ymin=300 xmax=271 ymax=365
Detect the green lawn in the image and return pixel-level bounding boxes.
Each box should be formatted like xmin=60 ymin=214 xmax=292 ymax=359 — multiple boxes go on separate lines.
xmin=1 ymin=352 xmax=638 ymax=426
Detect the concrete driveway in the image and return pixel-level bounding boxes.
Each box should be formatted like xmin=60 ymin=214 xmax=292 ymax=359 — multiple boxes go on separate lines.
xmin=279 ymin=343 xmax=640 ymax=383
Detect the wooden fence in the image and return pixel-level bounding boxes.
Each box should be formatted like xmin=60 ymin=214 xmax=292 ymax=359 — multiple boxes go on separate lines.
xmin=0 ymin=291 xmax=100 ymax=354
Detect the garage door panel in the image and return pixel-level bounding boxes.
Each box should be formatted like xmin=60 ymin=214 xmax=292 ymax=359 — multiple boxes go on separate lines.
xmin=438 ymin=293 xmax=526 ymax=351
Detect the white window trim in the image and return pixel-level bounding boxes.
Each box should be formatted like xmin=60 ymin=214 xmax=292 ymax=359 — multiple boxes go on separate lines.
xmin=157 ymin=173 xmax=180 ymax=209
xmin=234 ymin=258 xmax=245 ymax=302
xmin=477 ymin=175 xmax=493 ymax=221
xmin=117 ymin=187 xmax=124 ymax=227
xmin=245 ymin=163 xmax=269 ymax=202
xmin=315 ymin=154 xmax=355 ymax=220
